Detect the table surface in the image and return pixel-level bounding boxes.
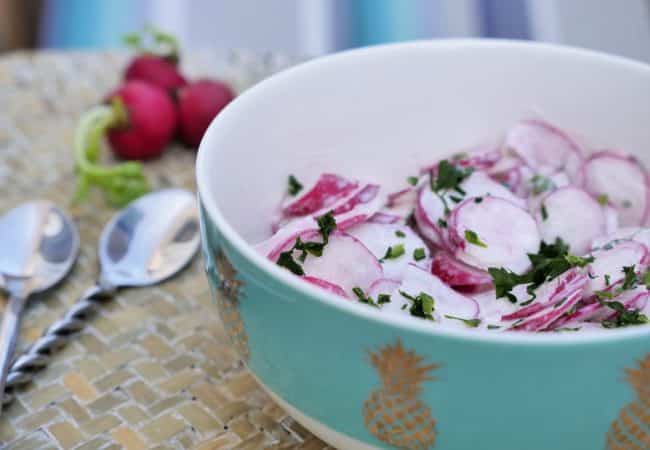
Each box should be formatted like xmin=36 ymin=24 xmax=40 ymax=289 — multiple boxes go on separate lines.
xmin=0 ymin=50 xmax=330 ymax=450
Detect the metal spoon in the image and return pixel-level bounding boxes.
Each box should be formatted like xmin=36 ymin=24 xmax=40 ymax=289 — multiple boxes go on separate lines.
xmin=0 ymin=201 xmax=79 ymax=411
xmin=2 ymin=189 xmax=200 ymax=404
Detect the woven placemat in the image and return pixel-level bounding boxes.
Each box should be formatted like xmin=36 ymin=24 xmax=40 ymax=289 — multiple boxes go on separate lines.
xmin=0 ymin=50 xmax=330 ymax=450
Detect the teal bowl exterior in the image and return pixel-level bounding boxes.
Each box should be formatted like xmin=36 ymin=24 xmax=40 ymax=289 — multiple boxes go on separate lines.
xmin=199 ymin=200 xmax=650 ymax=450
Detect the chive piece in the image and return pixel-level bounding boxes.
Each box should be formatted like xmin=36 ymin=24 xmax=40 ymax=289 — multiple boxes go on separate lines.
xmin=621 ymin=265 xmax=638 ymax=290
xmin=288 ymin=175 xmax=303 ymax=196
xmin=596 ymin=194 xmax=609 ymax=206
xmin=464 ymin=230 xmax=487 ymax=248
xmin=409 ymin=292 xmax=435 ymax=320
xmin=450 ymin=195 xmax=463 ymax=204
xmin=444 ymin=315 xmax=481 ymax=327
xmin=604 ymin=274 xmax=611 ymax=286
xmin=437 ymin=218 xmax=448 ymax=228
xmin=407 ymin=176 xmax=419 ymax=186
xmin=555 ymin=327 xmax=581 ymax=332
xmin=622 ymin=200 xmax=632 ymax=208
xmin=352 ymin=286 xmax=378 ymax=307
xmin=401 ymin=304 xmax=408 ymax=310
xmin=529 ymin=174 xmax=555 ymax=195
xmin=487 ymin=324 xmax=501 ymax=330
xmin=474 ymin=197 xmax=483 ymax=204
xmin=377 ymin=294 xmax=391 ymax=304
xmin=540 ymin=203 xmax=548 ymax=221
xmin=276 ymin=251 xmax=304 ymax=275
xmin=395 ymin=230 xmax=406 ymax=238
xmin=643 ymin=270 xmax=650 ymax=288
xmin=382 ymin=243 xmax=406 ymax=260
xmin=413 ymin=247 xmax=426 ymax=261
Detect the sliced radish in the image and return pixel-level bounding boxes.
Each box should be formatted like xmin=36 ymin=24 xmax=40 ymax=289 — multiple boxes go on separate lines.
xmin=331 ymin=184 xmax=380 ymax=215
xmin=369 ymin=212 xmax=401 ymax=224
xmin=299 ymin=231 xmax=382 ymax=294
xmin=398 ymin=264 xmax=479 ymax=319
xmin=367 ymin=278 xmax=400 ymax=299
xmin=504 ymin=120 xmax=583 ymax=178
xmin=420 ymin=146 xmax=502 ymax=175
xmin=414 ymin=186 xmax=447 ymax=248
xmin=449 ymin=196 xmax=540 ymax=273
xmin=557 ymin=286 xmax=649 ymax=326
xmin=534 ymin=187 xmax=606 ymax=255
xmin=430 ymin=251 xmax=492 ymax=289
xmin=581 ymin=151 xmax=650 ymax=226
xmin=603 ymin=206 xmax=619 ymax=236
xmin=347 ymin=222 xmax=429 ymax=279
xmin=282 ymin=173 xmax=358 ymax=217
xmin=302 ymin=276 xmax=349 ymax=299
xmin=586 ymin=240 xmax=650 ymax=295
xmin=510 ymin=287 xmax=583 ymax=331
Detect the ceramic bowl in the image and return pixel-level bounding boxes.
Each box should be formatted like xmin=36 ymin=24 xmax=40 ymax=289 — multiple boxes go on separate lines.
xmin=196 ymin=39 xmax=650 ymax=450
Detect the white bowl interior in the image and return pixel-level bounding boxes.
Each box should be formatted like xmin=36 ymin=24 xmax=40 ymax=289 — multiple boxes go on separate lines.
xmin=201 ymin=40 xmax=650 ymax=244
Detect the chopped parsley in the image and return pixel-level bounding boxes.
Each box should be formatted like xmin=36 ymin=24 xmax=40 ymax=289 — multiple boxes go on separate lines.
xmin=622 ymin=200 xmax=632 ymax=208
xmin=596 ymin=194 xmax=609 ymax=206
xmin=487 ymin=324 xmax=501 ymax=330
xmin=444 ymin=315 xmax=481 ymax=327
xmin=600 ymin=300 xmax=649 ymax=328
xmin=437 ymin=218 xmax=448 ymax=228
xmin=377 ymin=294 xmax=391 ymax=304
xmin=604 ymin=274 xmax=611 ymax=286
xmin=529 ymin=174 xmax=555 ymax=195
xmin=474 ymin=197 xmax=483 ymax=204
xmin=540 ymin=203 xmax=548 ymax=221
xmin=428 ymin=160 xmax=474 ymax=215
xmin=352 ymin=286 xmax=378 ymax=307
xmin=395 ymin=230 xmax=406 ymax=238
xmin=413 ymin=247 xmax=426 ymax=261
xmin=382 ymin=244 xmax=406 ymax=260
xmin=555 ymin=327 xmax=581 ymax=332
xmin=488 ymin=238 xmax=594 ymax=303
xmin=643 ymin=270 xmax=650 ymax=288
xmin=621 ymin=265 xmax=638 ymax=290
xmin=407 ymin=176 xmax=419 ymax=186
xmin=288 ymin=175 xmax=303 ymax=196
xmin=464 ymin=230 xmax=487 ymax=248
xmin=400 ymin=291 xmax=435 ymax=320
xmin=275 ymin=211 xmax=337 ymax=274
xmin=450 ymin=195 xmax=463 ymax=204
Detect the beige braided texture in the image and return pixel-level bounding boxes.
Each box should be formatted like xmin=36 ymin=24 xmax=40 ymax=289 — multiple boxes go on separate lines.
xmin=0 ymin=50 xmax=330 ymax=450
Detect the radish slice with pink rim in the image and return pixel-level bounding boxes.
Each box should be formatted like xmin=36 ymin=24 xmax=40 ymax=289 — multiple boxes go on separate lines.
xmin=581 ymin=151 xmax=650 ymax=226
xmin=504 ymin=119 xmax=583 ymax=178
xmin=449 ymin=196 xmax=540 ymax=274
xmin=369 ymin=212 xmax=401 ymax=224
xmin=299 ymin=231 xmax=382 ymax=294
xmin=282 ymin=173 xmax=358 ymax=217
xmin=430 ymin=251 xmax=492 ymax=289
xmin=585 ymin=239 xmax=650 ymax=296
xmin=302 ymin=276 xmax=349 ymax=299
xmin=398 ymin=264 xmax=479 ymax=320
xmin=592 ymin=227 xmax=650 ymax=250
xmin=346 ymin=222 xmax=429 ymax=279
xmin=534 ymin=186 xmax=606 ymax=255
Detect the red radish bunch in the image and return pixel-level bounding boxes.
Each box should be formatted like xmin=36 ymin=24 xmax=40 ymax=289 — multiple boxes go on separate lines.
xmin=105 ymin=27 xmax=235 ymax=160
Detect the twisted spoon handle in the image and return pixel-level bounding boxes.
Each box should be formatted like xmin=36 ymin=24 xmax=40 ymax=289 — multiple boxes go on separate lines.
xmin=2 ymin=283 xmax=113 ymax=405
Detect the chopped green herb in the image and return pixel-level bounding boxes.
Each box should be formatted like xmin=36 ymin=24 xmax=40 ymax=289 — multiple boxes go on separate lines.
xmin=489 ymin=238 xmax=594 ymax=303
xmin=452 ymin=152 xmax=469 ymax=161
xmin=621 ymin=265 xmax=638 ymax=290
xmin=529 ymin=174 xmax=555 ymax=195
xmin=409 ymin=293 xmax=435 ymax=320
xmin=276 ymin=251 xmax=304 ymax=275
xmin=377 ymin=294 xmax=391 ymax=304
xmin=464 ymin=230 xmax=487 ymax=248
xmin=437 ymin=218 xmax=448 ymax=228
xmin=643 ymin=270 xmax=650 ymax=288
xmin=474 ymin=197 xmax=483 ymax=204
xmin=596 ymin=194 xmax=609 ymax=206
xmin=407 ymin=176 xmax=419 ymax=186
xmin=288 ymin=175 xmax=303 ymax=196
xmin=604 ymin=274 xmax=611 ymax=286
xmin=382 ymin=244 xmax=405 ymax=260
xmin=316 ymin=211 xmax=337 ymax=244
xmin=595 ymin=290 xmax=615 ymax=300
xmin=444 ymin=315 xmax=481 ymax=327
xmin=599 ymin=300 xmax=649 ymax=328
xmin=413 ymin=247 xmax=426 ymax=261
xmin=555 ymin=327 xmax=581 ymax=332
xmin=450 ymin=195 xmax=464 ymax=203
xmin=401 ymin=304 xmax=408 ymax=310
xmin=540 ymin=203 xmax=548 ymax=221
xmin=432 ymin=160 xmax=474 ymax=192
xmin=553 ymin=297 xmax=568 ymax=308
xmin=487 ymin=324 xmax=501 ymax=330
xmin=395 ymin=230 xmax=406 ymax=238
xmin=352 ymin=286 xmax=378 ymax=307
xmin=622 ymin=200 xmax=632 ymax=208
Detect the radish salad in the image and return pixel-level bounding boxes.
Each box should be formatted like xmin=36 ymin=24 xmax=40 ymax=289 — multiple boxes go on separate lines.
xmin=255 ymin=120 xmax=650 ymax=332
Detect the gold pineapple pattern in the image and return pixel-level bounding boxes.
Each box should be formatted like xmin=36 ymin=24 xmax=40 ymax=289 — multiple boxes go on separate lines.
xmin=213 ymin=249 xmax=250 ymax=361
xmin=364 ymin=339 xmax=439 ymax=449
xmin=606 ymin=353 xmax=649 ymax=450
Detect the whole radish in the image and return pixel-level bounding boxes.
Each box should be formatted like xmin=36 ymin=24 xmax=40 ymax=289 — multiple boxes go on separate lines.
xmin=123 ymin=27 xmax=187 ymax=94
xmin=106 ymin=81 xmax=177 ymax=160
xmin=178 ymin=79 xmax=235 ymax=148
xmin=124 ymin=55 xmax=187 ymax=94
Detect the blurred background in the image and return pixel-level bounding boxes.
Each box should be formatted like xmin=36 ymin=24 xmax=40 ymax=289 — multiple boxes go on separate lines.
xmin=1 ymin=0 xmax=649 ymax=62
